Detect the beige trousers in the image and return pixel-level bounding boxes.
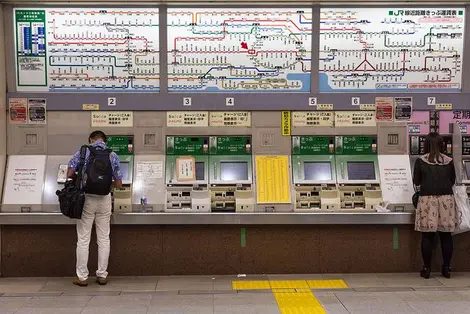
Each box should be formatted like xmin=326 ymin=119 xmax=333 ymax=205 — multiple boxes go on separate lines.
xmin=76 ymin=194 xmax=112 ymax=281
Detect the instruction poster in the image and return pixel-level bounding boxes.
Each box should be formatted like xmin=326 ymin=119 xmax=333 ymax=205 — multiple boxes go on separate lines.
xmin=28 ymin=98 xmax=46 ymax=124
xmin=375 ymin=97 xmax=394 ymax=121
xmin=135 ymin=161 xmax=163 ymax=196
xmin=8 ymin=98 xmax=27 ymax=124
xmin=255 ymin=156 xmax=291 ymax=204
xmin=3 ymin=155 xmax=46 ymax=205
xmin=378 ymin=155 xmax=414 ymax=205
xmin=394 ymin=97 xmax=412 ymax=121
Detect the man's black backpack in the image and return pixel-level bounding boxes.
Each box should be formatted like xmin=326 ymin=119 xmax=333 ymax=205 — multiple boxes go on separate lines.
xmin=56 ymin=145 xmax=87 ymax=219
xmin=84 ymin=146 xmax=113 ymax=195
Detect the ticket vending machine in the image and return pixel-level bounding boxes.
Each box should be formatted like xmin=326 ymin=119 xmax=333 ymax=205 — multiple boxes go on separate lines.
xmin=209 ymin=136 xmax=253 ymax=212
xmin=107 ymin=136 xmax=134 ymax=212
xmin=165 ymin=136 xmax=210 ymax=212
xmin=409 ymin=134 xmax=453 ymax=174
xmin=335 ymin=136 xmax=383 ymax=210
xmin=291 ymin=136 xmax=340 ymax=211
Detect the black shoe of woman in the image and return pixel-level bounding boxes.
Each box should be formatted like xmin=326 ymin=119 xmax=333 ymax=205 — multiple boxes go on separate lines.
xmin=441 ymin=266 xmax=451 ymax=279
xmin=420 ymin=266 xmax=431 ymax=279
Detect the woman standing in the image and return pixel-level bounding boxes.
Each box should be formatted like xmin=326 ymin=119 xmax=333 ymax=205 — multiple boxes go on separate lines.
xmin=413 ymin=132 xmax=458 ymax=279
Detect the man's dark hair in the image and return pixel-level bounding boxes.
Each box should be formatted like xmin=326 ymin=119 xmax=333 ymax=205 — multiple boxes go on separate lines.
xmin=89 ymin=130 xmax=107 ymax=143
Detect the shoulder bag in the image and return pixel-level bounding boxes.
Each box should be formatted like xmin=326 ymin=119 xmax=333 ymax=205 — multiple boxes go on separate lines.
xmin=55 ymin=145 xmax=88 ymax=219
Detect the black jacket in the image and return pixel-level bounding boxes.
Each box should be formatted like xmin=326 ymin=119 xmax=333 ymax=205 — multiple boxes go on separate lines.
xmin=413 ymin=154 xmax=456 ymax=196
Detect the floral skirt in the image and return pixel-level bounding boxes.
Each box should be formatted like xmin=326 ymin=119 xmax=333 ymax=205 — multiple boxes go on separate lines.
xmin=415 ymin=195 xmax=458 ymax=232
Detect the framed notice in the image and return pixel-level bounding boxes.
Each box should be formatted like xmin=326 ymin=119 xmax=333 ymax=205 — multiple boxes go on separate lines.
xmin=28 ymin=98 xmax=46 ymax=124
xmin=9 ymin=98 xmax=27 ymax=124
xmin=375 ymin=97 xmax=394 ymax=121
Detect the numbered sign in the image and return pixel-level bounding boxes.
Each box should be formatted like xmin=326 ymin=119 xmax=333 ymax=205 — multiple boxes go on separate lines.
xmin=183 ymin=97 xmax=192 ymax=107
xmin=226 ymin=97 xmax=234 ymax=106
xmin=427 ymin=97 xmax=436 ymax=106
xmin=108 ymin=97 xmax=116 ymax=106
xmin=351 ymin=97 xmax=360 ymax=106
xmin=309 ymin=97 xmax=317 ymax=106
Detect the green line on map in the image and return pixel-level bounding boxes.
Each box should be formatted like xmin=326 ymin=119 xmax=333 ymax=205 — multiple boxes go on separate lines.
xmin=241 ymin=228 xmax=247 ymax=248
xmin=393 ymin=228 xmax=399 ymax=250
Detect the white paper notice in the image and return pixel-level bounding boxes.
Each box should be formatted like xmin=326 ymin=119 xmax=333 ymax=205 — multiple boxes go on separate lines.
xmin=135 ymin=161 xmax=163 ymax=195
xmin=176 ymin=157 xmax=195 ymax=181
xmin=136 ymin=161 xmax=163 ymax=180
xmin=378 ymin=155 xmax=414 ymax=204
xmin=3 ymin=155 xmax=46 ymax=204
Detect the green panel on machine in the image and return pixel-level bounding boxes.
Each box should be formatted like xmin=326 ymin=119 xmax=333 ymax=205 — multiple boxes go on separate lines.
xmin=166 ymin=136 xmax=209 ymax=155
xmin=107 ymin=136 xmax=134 ymax=156
xmin=209 ymin=136 xmax=251 ymax=155
xmin=335 ymin=136 xmax=377 ymax=155
xmin=292 ymin=136 xmax=334 ymax=155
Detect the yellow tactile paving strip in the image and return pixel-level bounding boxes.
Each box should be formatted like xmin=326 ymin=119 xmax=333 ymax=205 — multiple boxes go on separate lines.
xmin=307 ymin=279 xmax=348 ymax=289
xmin=232 ymin=280 xmax=271 ymax=290
xmin=274 ymin=288 xmax=327 ymax=314
xmin=232 ymin=279 xmax=348 ymax=314
xmin=270 ymin=280 xmax=310 ymax=289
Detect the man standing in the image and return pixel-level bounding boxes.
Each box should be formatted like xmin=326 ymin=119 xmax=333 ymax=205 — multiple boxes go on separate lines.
xmin=67 ymin=131 xmax=122 ymax=286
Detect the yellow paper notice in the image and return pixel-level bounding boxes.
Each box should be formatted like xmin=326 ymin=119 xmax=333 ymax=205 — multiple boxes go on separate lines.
xmin=176 ymin=156 xmax=195 ymax=181
xmin=255 ymin=156 xmax=291 ymax=204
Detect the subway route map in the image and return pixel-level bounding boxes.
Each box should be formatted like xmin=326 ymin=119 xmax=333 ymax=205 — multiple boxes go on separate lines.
xmin=15 ymin=8 xmax=159 ymax=92
xmin=319 ymin=8 xmax=465 ymax=92
xmin=167 ymin=8 xmax=312 ymax=92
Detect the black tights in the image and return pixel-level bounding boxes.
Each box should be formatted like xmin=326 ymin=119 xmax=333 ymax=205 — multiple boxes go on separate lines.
xmin=421 ymin=232 xmax=453 ymax=268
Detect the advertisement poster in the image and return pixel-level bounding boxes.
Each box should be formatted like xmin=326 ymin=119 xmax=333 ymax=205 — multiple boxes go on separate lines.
xmin=394 ymin=97 xmax=413 ymax=121
xmin=375 ymin=97 xmax=393 ymax=121
xmin=27 ymin=98 xmax=47 ymax=124
xmin=8 ymin=98 xmax=27 ymax=124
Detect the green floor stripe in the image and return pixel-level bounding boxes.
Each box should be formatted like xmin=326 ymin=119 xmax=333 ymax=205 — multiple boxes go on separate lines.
xmin=241 ymin=228 xmax=247 ymax=248
xmin=393 ymin=227 xmax=399 ymax=250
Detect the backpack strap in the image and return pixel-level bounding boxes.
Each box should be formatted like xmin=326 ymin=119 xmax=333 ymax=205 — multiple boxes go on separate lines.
xmin=75 ymin=145 xmax=88 ymax=189
xmin=77 ymin=145 xmax=88 ymax=172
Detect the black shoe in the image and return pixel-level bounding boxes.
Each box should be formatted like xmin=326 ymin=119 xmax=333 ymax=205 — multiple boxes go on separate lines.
xmin=420 ymin=266 xmax=431 ymax=279
xmin=441 ymin=266 xmax=452 ymax=279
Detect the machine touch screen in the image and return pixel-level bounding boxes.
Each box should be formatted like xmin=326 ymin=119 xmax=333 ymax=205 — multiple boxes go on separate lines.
xmin=347 ymin=162 xmax=376 ymax=180
xmin=221 ymin=162 xmax=248 ymax=181
xmin=195 ymin=162 xmax=205 ymax=181
xmin=304 ymin=162 xmax=332 ymax=181
xmin=120 ymin=162 xmax=130 ymax=181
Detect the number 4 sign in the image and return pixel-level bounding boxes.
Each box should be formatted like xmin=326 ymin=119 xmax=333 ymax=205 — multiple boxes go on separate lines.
xmin=226 ymin=97 xmax=234 ymax=106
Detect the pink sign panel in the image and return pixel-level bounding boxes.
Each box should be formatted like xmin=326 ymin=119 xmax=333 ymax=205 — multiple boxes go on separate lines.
xmin=439 ymin=111 xmax=470 ymax=134
xmin=408 ymin=111 xmax=430 ymax=135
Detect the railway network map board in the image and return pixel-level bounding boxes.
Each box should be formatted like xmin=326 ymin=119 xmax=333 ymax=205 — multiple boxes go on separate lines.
xmin=167 ymin=8 xmax=312 ymax=92
xmin=14 ymin=8 xmax=159 ymax=92
xmin=319 ymin=8 xmax=465 ymax=92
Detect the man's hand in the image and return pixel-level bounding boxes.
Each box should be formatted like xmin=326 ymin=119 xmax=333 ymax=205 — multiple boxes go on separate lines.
xmin=67 ymin=168 xmax=76 ymax=179
xmin=113 ymin=179 xmax=123 ymax=189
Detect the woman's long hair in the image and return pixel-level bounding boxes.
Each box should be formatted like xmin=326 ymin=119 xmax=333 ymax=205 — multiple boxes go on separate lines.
xmin=423 ymin=132 xmax=444 ymax=163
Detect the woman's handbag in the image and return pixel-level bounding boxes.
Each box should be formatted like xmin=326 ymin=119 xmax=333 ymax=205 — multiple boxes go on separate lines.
xmin=453 ymin=184 xmax=470 ymax=235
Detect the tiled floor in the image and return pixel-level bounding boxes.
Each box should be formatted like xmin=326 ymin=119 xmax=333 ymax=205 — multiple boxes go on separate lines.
xmin=0 ymin=273 xmax=469 ymax=313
